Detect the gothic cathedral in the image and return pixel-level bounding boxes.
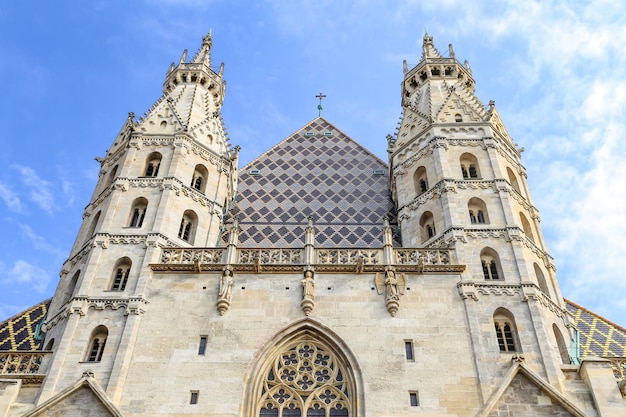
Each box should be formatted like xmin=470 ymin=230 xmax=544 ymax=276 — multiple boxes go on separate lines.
xmin=1 ymin=33 xmax=625 ymax=417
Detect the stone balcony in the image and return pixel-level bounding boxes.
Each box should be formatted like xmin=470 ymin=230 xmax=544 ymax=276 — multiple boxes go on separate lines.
xmin=0 ymin=351 xmax=52 ymax=385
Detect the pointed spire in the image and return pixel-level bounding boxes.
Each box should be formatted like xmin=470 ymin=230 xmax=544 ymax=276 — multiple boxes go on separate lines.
xmin=421 ymin=33 xmax=443 ymax=59
xmin=179 ymin=49 xmax=188 ymax=64
xmin=192 ymin=29 xmax=213 ymax=66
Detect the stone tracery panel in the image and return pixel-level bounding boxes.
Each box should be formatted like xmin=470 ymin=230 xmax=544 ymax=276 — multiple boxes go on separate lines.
xmin=257 ymin=341 xmax=351 ymax=417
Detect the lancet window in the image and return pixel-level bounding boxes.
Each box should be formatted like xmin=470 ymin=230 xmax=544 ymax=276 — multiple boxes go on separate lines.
xmin=493 ymin=309 xmax=518 ymax=353
xmin=86 ymin=325 xmax=108 ymax=362
xmin=257 ymin=341 xmax=351 ymax=417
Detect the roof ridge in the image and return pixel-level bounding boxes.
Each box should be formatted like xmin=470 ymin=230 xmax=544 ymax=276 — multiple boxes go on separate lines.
xmin=566 ymin=298 xmax=626 ymax=334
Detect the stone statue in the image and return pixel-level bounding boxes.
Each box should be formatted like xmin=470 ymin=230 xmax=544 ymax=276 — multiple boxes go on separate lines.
xmin=219 ymin=268 xmax=234 ymax=300
xmin=302 ymin=270 xmax=314 ymax=299
xmin=375 ymin=269 xmax=406 ymax=317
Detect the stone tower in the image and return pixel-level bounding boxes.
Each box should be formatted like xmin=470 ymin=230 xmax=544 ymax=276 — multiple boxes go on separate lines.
xmin=2 ymin=33 xmax=620 ymax=417
xmin=389 ymin=34 xmax=574 ymax=395
xmin=40 ymin=32 xmax=238 ymax=402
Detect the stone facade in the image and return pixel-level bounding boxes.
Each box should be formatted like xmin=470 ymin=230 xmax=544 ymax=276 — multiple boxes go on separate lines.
xmin=1 ymin=33 xmax=625 ymax=417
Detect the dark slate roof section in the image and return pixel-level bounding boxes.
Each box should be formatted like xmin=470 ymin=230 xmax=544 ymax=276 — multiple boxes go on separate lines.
xmin=225 ymin=118 xmax=399 ymax=248
xmin=566 ymin=298 xmax=626 ymax=358
xmin=0 ymin=299 xmax=50 ymax=351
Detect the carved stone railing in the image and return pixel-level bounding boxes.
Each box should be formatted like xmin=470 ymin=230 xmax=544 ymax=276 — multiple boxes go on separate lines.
xmin=608 ymin=357 xmax=626 ymax=381
xmin=395 ymin=249 xmax=450 ymax=265
xmin=238 ymin=249 xmax=303 ymax=265
xmin=0 ymin=352 xmax=51 ymax=385
xmin=160 ymin=248 xmax=225 ymax=264
xmin=316 ymin=249 xmax=382 ymax=265
xmin=153 ymin=247 xmax=462 ymax=274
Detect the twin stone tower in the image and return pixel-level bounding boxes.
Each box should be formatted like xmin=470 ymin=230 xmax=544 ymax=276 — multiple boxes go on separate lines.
xmin=7 ymin=33 xmax=624 ymax=417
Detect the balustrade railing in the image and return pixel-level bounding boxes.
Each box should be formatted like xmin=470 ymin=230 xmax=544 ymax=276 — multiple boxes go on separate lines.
xmin=395 ymin=249 xmax=450 ymax=265
xmin=157 ymin=247 xmax=454 ymax=267
xmin=160 ymin=248 xmax=225 ymax=264
xmin=0 ymin=352 xmax=50 ymax=376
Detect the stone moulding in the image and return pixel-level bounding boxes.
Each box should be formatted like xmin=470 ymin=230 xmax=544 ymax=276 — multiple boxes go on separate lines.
xmin=0 ymin=352 xmax=51 ymax=385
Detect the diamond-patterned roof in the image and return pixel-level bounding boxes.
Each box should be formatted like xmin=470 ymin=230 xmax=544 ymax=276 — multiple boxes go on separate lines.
xmin=566 ymin=299 xmax=626 ymax=358
xmin=225 ymin=118 xmax=398 ymax=248
xmin=0 ymin=299 xmax=49 ymax=351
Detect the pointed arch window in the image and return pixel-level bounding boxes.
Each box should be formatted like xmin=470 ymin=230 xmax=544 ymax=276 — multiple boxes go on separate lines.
xmin=111 ymin=257 xmax=131 ymax=291
xmin=178 ymin=210 xmax=198 ymax=243
xmin=144 ymin=152 xmax=162 ymax=177
xmin=413 ymin=166 xmax=428 ymax=195
xmin=85 ymin=325 xmax=108 ymax=362
xmin=128 ymin=197 xmax=148 ymax=228
xmin=419 ymin=211 xmax=436 ymax=243
xmin=460 ymin=153 xmax=480 ymax=179
xmin=506 ymin=167 xmax=521 ymax=194
xmin=480 ymin=248 xmax=502 ymax=280
xmin=191 ymin=164 xmax=208 ymax=193
xmin=493 ymin=308 xmax=519 ymax=353
xmin=468 ymin=197 xmax=489 ymax=225
xmin=257 ymin=340 xmax=351 ymax=417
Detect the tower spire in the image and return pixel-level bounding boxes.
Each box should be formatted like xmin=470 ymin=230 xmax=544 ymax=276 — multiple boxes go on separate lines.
xmin=192 ymin=29 xmax=213 ymax=66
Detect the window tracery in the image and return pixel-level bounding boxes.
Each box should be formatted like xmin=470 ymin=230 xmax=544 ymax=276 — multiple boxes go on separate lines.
xmin=257 ymin=341 xmax=351 ymax=417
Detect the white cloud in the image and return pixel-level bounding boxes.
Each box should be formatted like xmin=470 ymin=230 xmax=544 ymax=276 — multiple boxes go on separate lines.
xmin=18 ymin=224 xmax=67 ymax=260
xmin=11 ymin=165 xmax=55 ymax=215
xmin=0 ymin=182 xmax=22 ymax=212
xmin=1 ymin=260 xmax=51 ymax=294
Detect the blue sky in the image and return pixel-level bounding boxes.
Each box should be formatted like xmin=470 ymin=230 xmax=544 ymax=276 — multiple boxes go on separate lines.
xmin=1 ymin=1 xmax=625 ymax=325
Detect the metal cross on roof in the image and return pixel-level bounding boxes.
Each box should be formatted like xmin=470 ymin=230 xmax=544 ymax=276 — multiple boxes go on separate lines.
xmin=316 ymin=92 xmax=326 ymax=117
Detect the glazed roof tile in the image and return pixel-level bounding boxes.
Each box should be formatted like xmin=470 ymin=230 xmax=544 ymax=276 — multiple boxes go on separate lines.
xmin=566 ymin=299 xmax=626 ymax=358
xmin=0 ymin=299 xmax=50 ymax=351
xmin=224 ymin=118 xmax=399 ymax=248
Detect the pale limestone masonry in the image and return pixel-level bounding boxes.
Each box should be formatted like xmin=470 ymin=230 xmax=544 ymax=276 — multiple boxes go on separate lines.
xmin=3 ymin=33 xmax=625 ymax=416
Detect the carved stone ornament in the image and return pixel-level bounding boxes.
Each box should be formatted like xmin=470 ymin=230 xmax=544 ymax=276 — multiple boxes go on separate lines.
xmin=301 ymin=268 xmax=315 ymax=316
xmin=216 ymin=266 xmax=234 ymax=315
xmin=375 ymin=268 xmax=406 ymax=317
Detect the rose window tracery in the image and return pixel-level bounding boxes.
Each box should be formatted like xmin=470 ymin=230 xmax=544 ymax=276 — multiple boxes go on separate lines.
xmin=258 ymin=341 xmax=351 ymax=417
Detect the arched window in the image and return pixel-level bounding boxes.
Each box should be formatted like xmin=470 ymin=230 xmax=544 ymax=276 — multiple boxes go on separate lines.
xmin=63 ymin=270 xmax=80 ymax=304
xmin=493 ymin=308 xmax=519 ymax=353
xmin=455 ymin=113 xmax=463 ymax=122
xmin=178 ymin=210 xmax=198 ymax=243
xmin=460 ymin=153 xmax=480 ymax=179
xmin=519 ymin=212 xmax=535 ymax=242
xmin=191 ymin=164 xmax=208 ymax=193
xmin=44 ymin=338 xmax=55 ymax=351
xmin=143 ymin=152 xmax=162 ymax=177
xmin=107 ymin=165 xmax=119 ymax=186
xmin=413 ymin=166 xmax=429 ymax=195
xmin=87 ymin=211 xmax=101 ymax=239
xmin=506 ymin=167 xmax=521 ymax=194
xmin=419 ymin=211 xmax=436 ymax=243
xmin=468 ymin=197 xmax=489 ymax=224
xmin=85 ymin=325 xmax=108 ymax=362
xmin=553 ymin=324 xmax=570 ymax=365
xmin=480 ymin=247 xmax=502 ymax=280
xmin=533 ymin=263 xmax=550 ymax=296
xmin=111 ymin=257 xmax=132 ymax=291
xmin=255 ymin=339 xmax=353 ymax=417
xmin=128 ymin=197 xmax=148 ymax=228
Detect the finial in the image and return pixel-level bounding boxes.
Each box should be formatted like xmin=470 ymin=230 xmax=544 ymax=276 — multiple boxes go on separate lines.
xmin=218 ymin=62 xmax=224 ymax=77
xmin=489 ymin=100 xmax=495 ymax=110
xmin=315 ymin=92 xmax=326 ymax=117
xmin=464 ymin=59 xmax=472 ymax=74
xmin=308 ymin=215 xmax=314 ymax=228
xmin=179 ymin=49 xmax=188 ymax=64
xmin=403 ymin=59 xmax=408 ymax=74
xmin=448 ymin=44 xmax=455 ymax=59
xmin=202 ymin=29 xmax=213 ymax=48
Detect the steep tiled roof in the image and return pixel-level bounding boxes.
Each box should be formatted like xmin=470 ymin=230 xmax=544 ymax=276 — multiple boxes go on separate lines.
xmin=225 ymin=118 xmax=399 ymax=248
xmin=566 ymin=298 xmax=626 ymax=358
xmin=0 ymin=299 xmax=50 ymax=351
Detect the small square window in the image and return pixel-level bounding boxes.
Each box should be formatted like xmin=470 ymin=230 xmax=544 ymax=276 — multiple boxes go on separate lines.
xmin=405 ymin=341 xmax=414 ymax=361
xmin=323 ymin=131 xmax=333 ymax=137
xmin=249 ymin=169 xmax=261 ymax=175
xmin=190 ymin=391 xmax=199 ymax=404
xmin=304 ymin=132 xmax=315 ymax=137
xmin=198 ymin=336 xmax=208 ymax=355
xmin=373 ymin=169 xmax=386 ymax=175
xmin=409 ymin=391 xmax=419 ymax=407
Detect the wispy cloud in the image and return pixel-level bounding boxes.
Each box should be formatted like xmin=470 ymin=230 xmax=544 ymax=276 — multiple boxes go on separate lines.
xmin=11 ymin=165 xmax=55 ymax=215
xmin=18 ymin=224 xmax=67 ymax=260
xmin=0 ymin=260 xmax=51 ymax=294
xmin=0 ymin=182 xmax=23 ymax=212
